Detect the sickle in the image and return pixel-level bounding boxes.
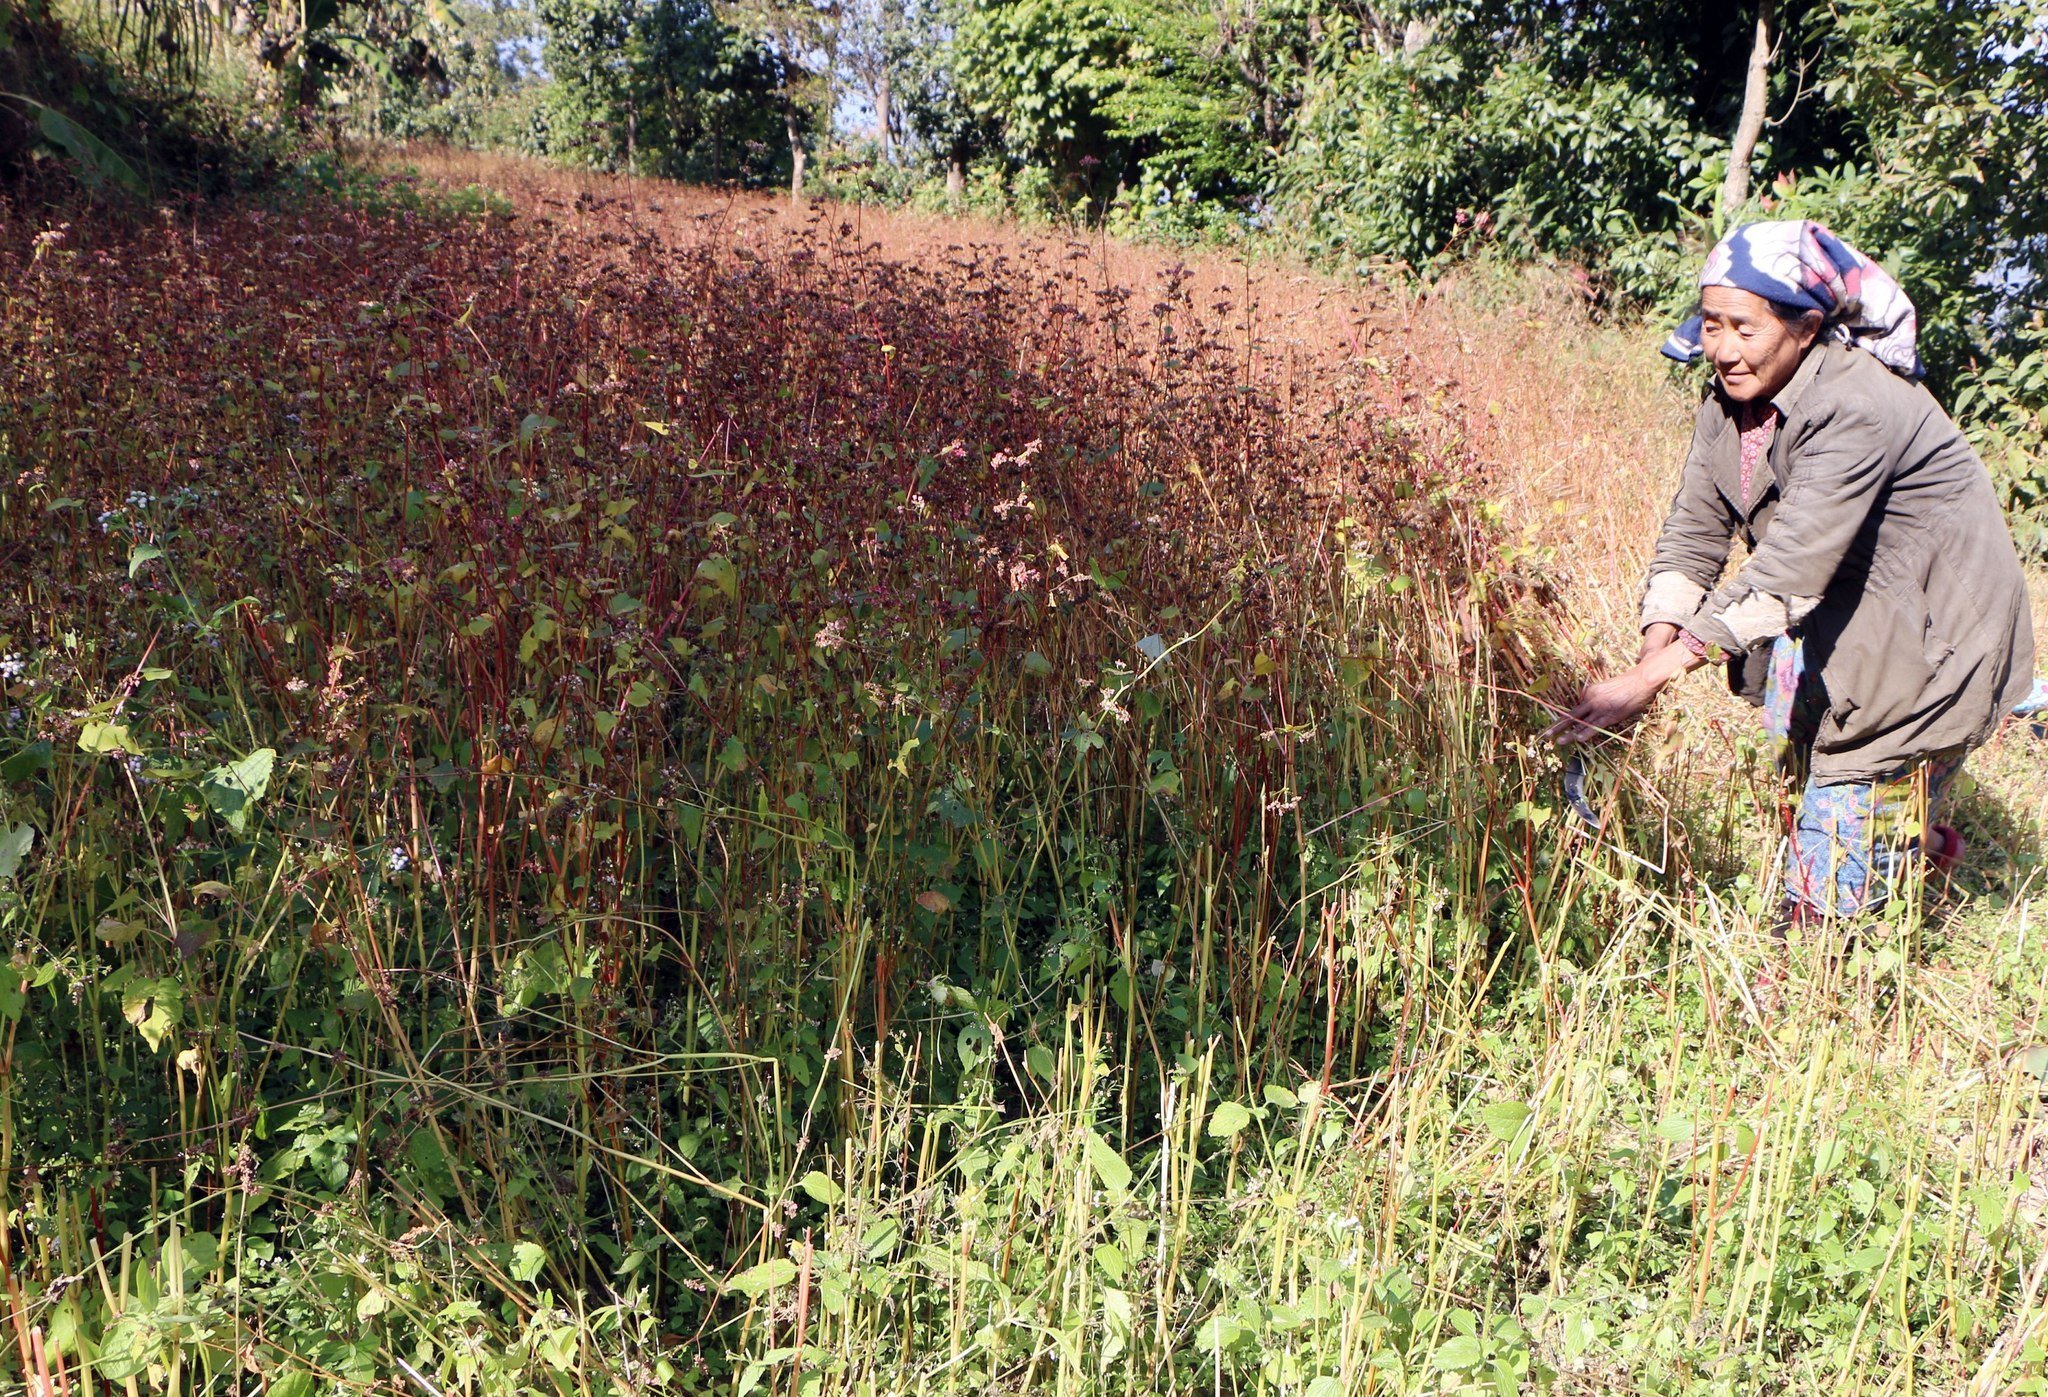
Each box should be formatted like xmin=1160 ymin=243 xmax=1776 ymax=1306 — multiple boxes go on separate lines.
xmin=1561 ymin=751 xmax=1667 ymax=873
xmin=1561 ymin=752 xmax=1602 ymax=829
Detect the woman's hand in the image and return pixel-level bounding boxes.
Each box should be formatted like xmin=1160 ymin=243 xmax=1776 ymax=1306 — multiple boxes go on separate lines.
xmin=1637 ymin=622 xmax=1680 ymax=663
xmin=1543 ymin=644 xmax=1698 ymax=746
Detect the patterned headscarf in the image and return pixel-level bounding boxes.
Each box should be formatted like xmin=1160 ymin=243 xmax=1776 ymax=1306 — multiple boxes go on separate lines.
xmin=1661 ymin=220 xmax=1922 ymax=378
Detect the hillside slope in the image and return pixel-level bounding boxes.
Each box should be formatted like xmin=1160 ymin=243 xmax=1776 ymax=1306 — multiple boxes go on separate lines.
xmin=2 ymin=150 xmax=2046 ymax=1394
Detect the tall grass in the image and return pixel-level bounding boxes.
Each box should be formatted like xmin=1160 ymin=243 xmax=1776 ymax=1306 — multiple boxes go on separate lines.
xmin=1 ymin=165 xmax=2045 ymax=1395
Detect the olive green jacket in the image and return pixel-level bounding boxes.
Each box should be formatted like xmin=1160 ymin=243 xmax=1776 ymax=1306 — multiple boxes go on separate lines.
xmin=1640 ymin=342 xmax=2034 ymax=783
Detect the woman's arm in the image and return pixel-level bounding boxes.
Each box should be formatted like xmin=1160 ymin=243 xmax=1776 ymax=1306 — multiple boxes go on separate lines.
xmin=1639 ymin=428 xmax=1739 ymax=636
xmin=1544 ymin=636 xmax=1706 ymax=745
xmin=1548 ymin=423 xmax=1734 ymax=745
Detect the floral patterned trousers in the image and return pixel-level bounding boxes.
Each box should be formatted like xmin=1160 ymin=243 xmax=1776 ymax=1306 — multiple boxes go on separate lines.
xmin=1764 ymin=635 xmax=1965 ymax=917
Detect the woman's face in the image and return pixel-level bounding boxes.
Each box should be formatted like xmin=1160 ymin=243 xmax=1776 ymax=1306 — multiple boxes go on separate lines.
xmin=1698 ymin=285 xmax=1822 ymax=404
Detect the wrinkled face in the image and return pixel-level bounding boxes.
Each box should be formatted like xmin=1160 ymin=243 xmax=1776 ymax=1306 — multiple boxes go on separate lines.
xmin=1699 ymin=285 xmax=1822 ymax=404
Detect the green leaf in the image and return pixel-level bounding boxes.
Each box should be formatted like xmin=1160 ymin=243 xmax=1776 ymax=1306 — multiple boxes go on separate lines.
xmin=268 ymin=1371 xmax=318 ymax=1397
xmin=95 ymin=917 xmax=145 ymax=947
xmin=790 ymin=1171 xmax=839 ymax=1204
xmin=1207 ymin=1101 xmax=1254 ymax=1138
xmin=1101 ymin=1286 xmax=1132 ymax=1363
xmin=0 ymin=823 xmax=33 ymax=881
xmin=127 ymin=544 xmax=164 ymax=578
xmin=0 ymin=741 xmax=52 ymax=784
xmin=122 ymin=977 xmax=181 ymax=1052
xmin=726 ymin=1257 xmax=798 ymax=1298
xmin=1022 ymin=649 xmax=1053 ymax=676
xmin=1196 ymin=1310 xmax=1248 ymax=1353
xmin=1481 ymin=1101 xmax=1534 ymax=1143
xmin=510 ymin=1241 xmax=548 ymax=1283
xmin=518 ymin=412 xmax=559 ymax=446
xmin=1431 ymin=1334 xmax=1485 ymax=1372
xmin=860 ymin=1218 xmax=901 ymax=1258
xmin=29 ymin=101 xmax=144 ymax=194
xmin=200 ymin=748 xmax=276 ymax=834
xmin=737 ymin=1350 xmax=796 ymax=1397
xmin=322 ymin=33 xmax=397 ymax=83
xmin=798 ymin=1171 xmax=843 ymax=1205
xmin=695 ymin=554 xmax=739 ymax=603
xmin=1084 ymin=1130 xmax=1132 ymax=1193
xmin=404 ymin=1129 xmax=458 ymax=1200
xmin=77 ymin=721 xmax=139 ymax=755
xmin=520 ymin=617 xmax=558 ymax=664
xmin=94 ymin=1315 xmax=154 ymax=1381
xmin=957 ymin=1021 xmax=993 ymax=1069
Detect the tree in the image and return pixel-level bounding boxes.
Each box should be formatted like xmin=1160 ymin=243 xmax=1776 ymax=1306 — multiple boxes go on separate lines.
xmin=370 ymin=0 xmax=549 ymax=148
xmin=537 ymin=0 xmax=788 ymax=182
xmin=1720 ymin=0 xmax=1771 ymax=219
xmin=1094 ymin=0 xmax=1319 ymax=229
xmin=840 ymin=0 xmax=907 ymax=158
xmin=1277 ymin=1 xmax=1722 ymax=291
xmin=1778 ymin=0 xmax=2048 ymax=533
xmin=1768 ymin=0 xmax=2047 ymax=384
xmin=721 ymin=0 xmax=837 ymax=195
xmin=952 ymin=0 xmax=1130 ymax=201
xmin=894 ymin=0 xmax=998 ymax=196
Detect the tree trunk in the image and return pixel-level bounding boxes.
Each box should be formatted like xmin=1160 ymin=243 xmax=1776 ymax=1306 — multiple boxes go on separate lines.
xmin=876 ymin=71 xmax=893 ymax=163
xmin=946 ymin=154 xmax=965 ymax=205
xmin=787 ymin=106 xmax=806 ymax=201
xmin=1721 ymin=0 xmax=1771 ymax=220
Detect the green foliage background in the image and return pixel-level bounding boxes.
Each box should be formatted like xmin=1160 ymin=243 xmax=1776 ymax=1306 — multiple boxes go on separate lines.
xmin=528 ymin=0 xmax=791 ymax=181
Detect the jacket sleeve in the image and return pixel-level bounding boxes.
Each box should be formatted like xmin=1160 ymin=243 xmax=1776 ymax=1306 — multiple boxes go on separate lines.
xmin=1683 ymin=396 xmax=1888 ymax=654
xmin=1639 ymin=426 xmax=1738 ymax=633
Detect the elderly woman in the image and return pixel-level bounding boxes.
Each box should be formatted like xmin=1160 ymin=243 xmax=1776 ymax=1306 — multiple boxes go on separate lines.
xmin=1547 ymin=220 xmax=2034 ymax=923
